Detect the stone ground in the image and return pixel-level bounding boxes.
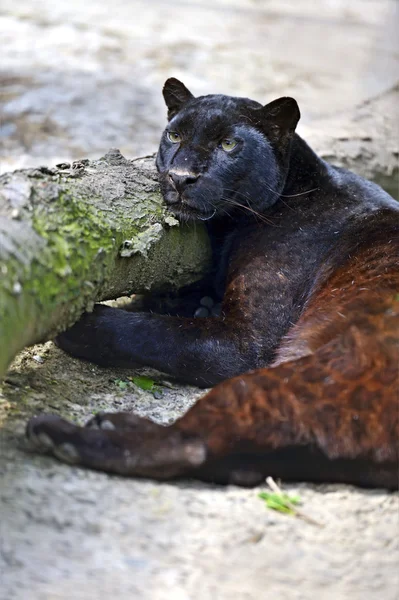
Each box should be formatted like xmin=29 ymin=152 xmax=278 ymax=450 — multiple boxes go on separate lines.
xmin=0 ymin=1 xmax=398 ymax=599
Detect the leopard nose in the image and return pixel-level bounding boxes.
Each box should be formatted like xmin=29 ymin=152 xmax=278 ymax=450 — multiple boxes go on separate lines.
xmin=169 ymin=171 xmax=199 ymax=190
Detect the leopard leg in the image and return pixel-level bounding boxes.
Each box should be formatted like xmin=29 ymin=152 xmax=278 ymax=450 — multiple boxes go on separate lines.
xmin=26 ymin=413 xmax=206 ymax=479
xmin=26 ymin=312 xmax=398 ymax=488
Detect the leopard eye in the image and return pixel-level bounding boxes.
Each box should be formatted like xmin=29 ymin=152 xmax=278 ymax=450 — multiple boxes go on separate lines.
xmin=221 ymin=138 xmax=237 ymax=152
xmin=167 ymin=131 xmax=182 ymax=143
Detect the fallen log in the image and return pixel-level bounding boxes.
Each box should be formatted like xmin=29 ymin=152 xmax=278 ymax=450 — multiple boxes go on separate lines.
xmin=0 ymin=149 xmax=211 ymax=378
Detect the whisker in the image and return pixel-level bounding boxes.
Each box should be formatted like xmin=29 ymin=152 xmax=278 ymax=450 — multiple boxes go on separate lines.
xmin=223 ymin=184 xmax=318 ymax=200
xmin=220 ymin=197 xmax=278 ymax=226
xmin=280 ymin=187 xmax=319 ymax=198
xmin=220 ymin=185 xmax=277 ymax=225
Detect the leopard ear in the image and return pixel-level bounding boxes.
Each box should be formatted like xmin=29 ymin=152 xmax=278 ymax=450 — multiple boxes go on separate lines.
xmin=162 ymin=78 xmax=195 ymax=120
xmin=254 ymin=97 xmax=300 ymax=147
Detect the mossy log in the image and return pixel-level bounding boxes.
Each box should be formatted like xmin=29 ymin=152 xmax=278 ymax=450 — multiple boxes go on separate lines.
xmin=0 ymin=150 xmax=211 ymax=378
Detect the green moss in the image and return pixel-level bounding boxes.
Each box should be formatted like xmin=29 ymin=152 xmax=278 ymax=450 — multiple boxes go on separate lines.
xmin=0 ymin=167 xmax=211 ymax=378
xmin=1 ymin=186 xmax=132 ymax=374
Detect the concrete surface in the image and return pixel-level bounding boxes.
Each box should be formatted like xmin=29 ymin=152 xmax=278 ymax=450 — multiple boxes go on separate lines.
xmin=0 ymin=1 xmax=398 ymax=599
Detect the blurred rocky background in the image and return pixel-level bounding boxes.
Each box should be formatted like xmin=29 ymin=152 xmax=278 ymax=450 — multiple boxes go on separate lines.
xmin=1 ymin=0 xmax=398 ymax=172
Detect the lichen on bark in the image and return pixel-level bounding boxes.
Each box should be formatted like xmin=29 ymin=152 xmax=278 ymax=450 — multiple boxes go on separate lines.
xmin=0 ymin=150 xmax=211 ymax=378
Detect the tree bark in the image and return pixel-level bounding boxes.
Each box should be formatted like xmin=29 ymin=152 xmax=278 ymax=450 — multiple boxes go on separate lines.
xmin=0 ymin=150 xmax=211 ymax=378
